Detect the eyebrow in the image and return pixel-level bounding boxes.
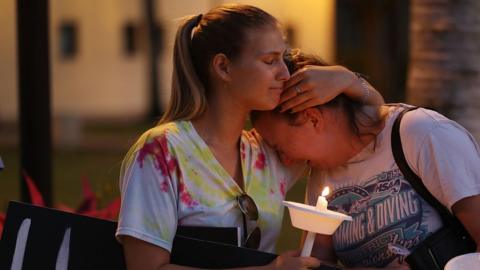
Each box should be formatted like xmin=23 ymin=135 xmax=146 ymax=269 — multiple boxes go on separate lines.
xmin=259 ymin=44 xmax=288 ymax=57
xmin=259 ymin=51 xmax=283 ymax=57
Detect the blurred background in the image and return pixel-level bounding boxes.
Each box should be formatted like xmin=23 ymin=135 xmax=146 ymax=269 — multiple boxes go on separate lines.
xmin=1 ymin=0 xmax=479 ymax=252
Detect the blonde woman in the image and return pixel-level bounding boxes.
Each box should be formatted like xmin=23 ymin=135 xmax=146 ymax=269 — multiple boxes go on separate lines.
xmin=116 ymin=4 xmax=384 ymax=270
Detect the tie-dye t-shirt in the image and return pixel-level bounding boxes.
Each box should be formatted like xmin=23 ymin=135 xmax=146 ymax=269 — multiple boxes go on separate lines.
xmin=307 ymin=104 xmax=480 ymax=268
xmin=116 ymin=121 xmax=304 ymax=253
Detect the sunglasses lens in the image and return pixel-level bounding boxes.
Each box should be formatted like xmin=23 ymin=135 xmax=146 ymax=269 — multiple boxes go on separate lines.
xmin=245 ymin=226 xmax=261 ymax=249
xmin=237 ymin=194 xmax=259 ymax=220
xmin=237 ymin=193 xmax=261 ymax=249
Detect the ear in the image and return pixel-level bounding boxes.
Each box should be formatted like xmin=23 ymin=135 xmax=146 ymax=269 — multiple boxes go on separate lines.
xmin=302 ymin=108 xmax=324 ymax=130
xmin=212 ymin=53 xmax=231 ymax=82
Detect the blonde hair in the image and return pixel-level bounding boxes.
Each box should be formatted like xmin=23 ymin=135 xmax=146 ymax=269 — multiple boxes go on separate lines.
xmin=158 ymin=15 xmax=206 ymax=124
xmin=158 ymin=4 xmax=278 ymax=125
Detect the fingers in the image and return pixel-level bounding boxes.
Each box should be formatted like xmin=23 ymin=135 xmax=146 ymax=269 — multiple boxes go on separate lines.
xmin=279 ymin=250 xmax=300 ymax=257
xmin=284 ymin=68 xmax=308 ymax=89
xmin=280 ymin=81 xmax=309 ymax=104
xmin=279 ymin=90 xmax=316 ymax=113
xmin=300 ymin=256 xmax=321 ymax=269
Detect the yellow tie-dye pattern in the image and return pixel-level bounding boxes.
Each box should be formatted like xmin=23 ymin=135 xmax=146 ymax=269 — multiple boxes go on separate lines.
xmin=144 ymin=215 xmax=171 ymax=240
xmin=119 ymin=120 xmax=298 ymax=253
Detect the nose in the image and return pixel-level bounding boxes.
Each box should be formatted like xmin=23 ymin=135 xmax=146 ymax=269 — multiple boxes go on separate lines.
xmin=276 ymin=60 xmax=290 ymax=82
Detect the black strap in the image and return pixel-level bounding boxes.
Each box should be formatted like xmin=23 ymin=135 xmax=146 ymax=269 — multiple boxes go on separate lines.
xmin=391 ymin=107 xmax=456 ymax=224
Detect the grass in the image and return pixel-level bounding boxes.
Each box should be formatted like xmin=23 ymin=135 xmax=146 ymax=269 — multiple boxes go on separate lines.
xmin=0 ymin=147 xmax=124 ymax=212
xmin=0 ymin=122 xmax=306 ymax=253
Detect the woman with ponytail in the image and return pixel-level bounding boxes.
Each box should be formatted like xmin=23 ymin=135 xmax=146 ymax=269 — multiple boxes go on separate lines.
xmin=116 ymin=4 xmax=384 ymax=270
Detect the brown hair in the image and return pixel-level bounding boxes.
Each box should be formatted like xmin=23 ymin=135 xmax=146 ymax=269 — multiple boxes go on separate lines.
xmin=253 ymin=49 xmax=383 ymax=140
xmin=159 ymin=4 xmax=279 ymax=124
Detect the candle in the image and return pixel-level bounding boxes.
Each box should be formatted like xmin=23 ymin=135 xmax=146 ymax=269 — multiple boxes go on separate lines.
xmin=315 ymin=186 xmax=330 ymax=211
xmin=301 ymin=186 xmax=330 ymax=257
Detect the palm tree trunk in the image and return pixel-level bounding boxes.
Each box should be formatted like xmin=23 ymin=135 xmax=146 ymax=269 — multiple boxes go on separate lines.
xmin=407 ymin=0 xmax=480 ymax=140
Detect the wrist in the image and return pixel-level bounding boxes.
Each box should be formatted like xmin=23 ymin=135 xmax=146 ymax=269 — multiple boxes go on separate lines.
xmin=356 ymin=73 xmax=370 ymax=104
xmin=348 ymin=71 xmax=370 ymax=103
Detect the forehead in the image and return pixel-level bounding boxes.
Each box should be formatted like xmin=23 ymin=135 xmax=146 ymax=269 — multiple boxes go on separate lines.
xmin=242 ymin=25 xmax=287 ymax=57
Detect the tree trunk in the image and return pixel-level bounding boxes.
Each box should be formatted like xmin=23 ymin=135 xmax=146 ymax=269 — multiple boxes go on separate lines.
xmin=407 ymin=0 xmax=480 ymax=140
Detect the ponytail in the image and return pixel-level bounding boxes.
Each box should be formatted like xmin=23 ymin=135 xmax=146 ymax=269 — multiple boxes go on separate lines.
xmin=158 ymin=15 xmax=207 ymax=124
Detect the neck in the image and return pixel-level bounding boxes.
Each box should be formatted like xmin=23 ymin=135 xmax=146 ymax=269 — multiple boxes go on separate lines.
xmin=191 ymin=90 xmax=249 ymax=149
xmin=314 ymin=105 xmax=386 ymax=169
xmin=346 ymin=105 xmax=387 ymax=156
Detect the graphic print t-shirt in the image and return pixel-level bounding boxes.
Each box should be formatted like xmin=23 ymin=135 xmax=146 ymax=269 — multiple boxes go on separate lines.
xmin=308 ymin=105 xmax=480 ymax=268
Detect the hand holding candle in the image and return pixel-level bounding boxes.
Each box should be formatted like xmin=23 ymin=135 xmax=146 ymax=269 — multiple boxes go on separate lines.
xmin=283 ymin=186 xmax=351 ymax=257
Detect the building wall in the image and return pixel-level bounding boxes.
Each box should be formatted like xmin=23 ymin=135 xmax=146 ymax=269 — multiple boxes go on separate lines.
xmin=0 ymin=0 xmax=17 ymax=122
xmin=50 ymin=0 xmax=147 ymax=120
xmin=0 ymin=0 xmax=335 ymax=122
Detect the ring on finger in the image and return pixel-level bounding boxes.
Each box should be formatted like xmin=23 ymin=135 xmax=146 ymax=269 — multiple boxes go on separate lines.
xmin=295 ymin=86 xmax=302 ymax=94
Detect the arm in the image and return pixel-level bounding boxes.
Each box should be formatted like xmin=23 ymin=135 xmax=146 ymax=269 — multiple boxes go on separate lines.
xmin=123 ymin=236 xmax=320 ymax=270
xmin=279 ymin=65 xmax=384 ymax=113
xmin=122 ymin=236 xmax=192 ymax=270
xmin=120 ymin=140 xmax=320 ymax=270
xmin=401 ymin=110 xmax=480 ymax=250
xmin=309 ymin=235 xmax=409 ymax=270
xmin=452 ymin=195 xmax=480 ymax=251
xmin=310 ymin=233 xmax=337 ymax=263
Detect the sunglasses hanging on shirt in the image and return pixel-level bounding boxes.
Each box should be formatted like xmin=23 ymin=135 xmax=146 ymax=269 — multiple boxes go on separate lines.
xmin=236 ymin=193 xmax=261 ymax=249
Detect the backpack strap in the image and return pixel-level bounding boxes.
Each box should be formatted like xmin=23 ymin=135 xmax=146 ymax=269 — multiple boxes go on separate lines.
xmin=391 ymin=107 xmax=455 ymax=223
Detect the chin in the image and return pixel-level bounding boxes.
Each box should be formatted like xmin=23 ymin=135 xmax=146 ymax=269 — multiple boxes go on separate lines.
xmin=254 ymin=100 xmax=279 ymax=111
xmin=308 ymin=160 xmax=330 ymax=169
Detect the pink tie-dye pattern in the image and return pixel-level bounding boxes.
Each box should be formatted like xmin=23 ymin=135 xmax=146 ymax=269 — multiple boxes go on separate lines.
xmin=254 ymin=152 xmax=266 ymax=170
xmin=179 ymin=180 xmax=199 ymax=208
xmin=240 ymin=142 xmax=246 ymax=160
xmin=137 ymin=134 xmax=198 ymax=207
xmin=279 ymin=180 xmax=286 ymax=197
xmin=137 ymin=135 xmax=172 ymax=176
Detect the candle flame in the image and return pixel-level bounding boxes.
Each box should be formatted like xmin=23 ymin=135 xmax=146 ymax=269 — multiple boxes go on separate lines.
xmin=321 ymin=186 xmax=330 ymax=197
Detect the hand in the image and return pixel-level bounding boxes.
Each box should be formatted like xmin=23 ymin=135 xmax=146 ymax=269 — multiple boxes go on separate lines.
xmin=347 ymin=265 xmax=410 ymax=270
xmin=268 ymin=250 xmax=321 ymax=270
xmin=279 ymin=65 xmax=356 ymax=113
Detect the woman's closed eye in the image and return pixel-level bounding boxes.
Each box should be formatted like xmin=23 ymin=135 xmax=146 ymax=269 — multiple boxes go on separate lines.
xmin=263 ymin=58 xmax=275 ymax=65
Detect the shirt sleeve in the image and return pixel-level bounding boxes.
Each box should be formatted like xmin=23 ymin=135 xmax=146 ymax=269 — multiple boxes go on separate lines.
xmin=403 ymin=117 xmax=480 ymax=211
xmin=116 ymin=148 xmax=179 ymax=252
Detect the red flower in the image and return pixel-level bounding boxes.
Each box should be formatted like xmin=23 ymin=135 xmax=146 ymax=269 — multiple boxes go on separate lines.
xmin=0 ymin=213 xmax=5 ymax=237
xmin=23 ymin=171 xmax=45 ymax=206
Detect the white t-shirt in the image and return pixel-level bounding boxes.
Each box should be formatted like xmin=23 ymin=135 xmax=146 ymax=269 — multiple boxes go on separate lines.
xmin=116 ymin=121 xmax=303 ymax=253
xmin=308 ymin=104 xmax=480 ymax=268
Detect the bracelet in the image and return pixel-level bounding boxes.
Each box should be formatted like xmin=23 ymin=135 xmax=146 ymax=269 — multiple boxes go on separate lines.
xmin=354 ymin=72 xmax=370 ymax=103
